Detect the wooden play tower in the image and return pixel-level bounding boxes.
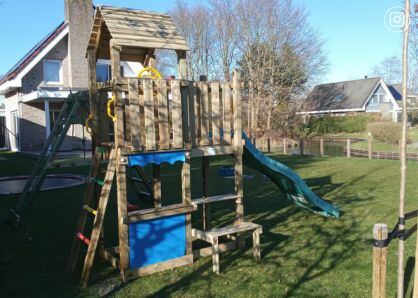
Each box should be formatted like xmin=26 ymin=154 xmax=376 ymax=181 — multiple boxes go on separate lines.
xmin=68 ymin=6 xmax=262 ymax=287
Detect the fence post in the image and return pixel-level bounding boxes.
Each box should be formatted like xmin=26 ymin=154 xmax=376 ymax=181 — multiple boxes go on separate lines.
xmin=320 ymin=138 xmax=324 ymax=157
xmin=372 ymin=223 xmax=388 ymax=298
xmin=347 ymin=138 xmax=351 ymax=158
xmin=267 ymin=138 xmax=271 ymax=153
xmin=283 ymin=138 xmax=287 ymax=154
xmin=368 ymin=132 xmax=373 ymax=159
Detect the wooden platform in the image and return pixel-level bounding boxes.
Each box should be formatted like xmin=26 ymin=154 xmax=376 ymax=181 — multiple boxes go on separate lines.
xmin=192 ymin=222 xmax=262 ymax=274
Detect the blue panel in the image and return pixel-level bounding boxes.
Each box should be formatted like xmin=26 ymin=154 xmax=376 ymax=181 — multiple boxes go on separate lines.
xmin=129 ymin=214 xmax=186 ymax=269
xmin=128 ymin=151 xmax=186 ymax=167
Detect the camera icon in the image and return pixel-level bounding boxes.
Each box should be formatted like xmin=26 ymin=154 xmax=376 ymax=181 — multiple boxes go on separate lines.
xmin=389 ymin=11 xmax=405 ymax=28
xmin=385 ymin=6 xmax=409 ymax=32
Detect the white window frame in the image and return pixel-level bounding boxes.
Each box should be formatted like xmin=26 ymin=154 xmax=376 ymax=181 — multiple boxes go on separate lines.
xmin=43 ymin=59 xmax=63 ymax=85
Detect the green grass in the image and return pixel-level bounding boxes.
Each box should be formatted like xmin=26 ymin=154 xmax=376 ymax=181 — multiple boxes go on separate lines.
xmin=1 ymin=152 xmax=418 ymax=297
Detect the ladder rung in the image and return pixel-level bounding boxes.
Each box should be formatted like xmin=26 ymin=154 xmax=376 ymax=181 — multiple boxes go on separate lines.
xmin=83 ymin=205 xmax=97 ymax=215
xmin=90 ymin=177 xmax=104 ymax=186
xmin=77 ymin=233 xmax=90 ymax=245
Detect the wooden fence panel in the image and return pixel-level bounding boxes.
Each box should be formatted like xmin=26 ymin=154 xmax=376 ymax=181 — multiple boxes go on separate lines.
xmin=128 ymin=79 xmax=141 ymax=150
xmin=223 ymin=83 xmax=232 ymax=145
xmin=200 ymin=83 xmax=210 ymax=146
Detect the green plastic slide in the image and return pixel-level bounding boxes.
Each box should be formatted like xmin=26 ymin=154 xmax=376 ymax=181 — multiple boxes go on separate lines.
xmin=242 ymin=133 xmax=340 ymax=218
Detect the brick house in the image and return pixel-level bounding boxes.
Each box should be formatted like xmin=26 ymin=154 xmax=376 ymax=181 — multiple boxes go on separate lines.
xmin=300 ymin=77 xmax=418 ymax=122
xmin=0 ymin=0 xmax=144 ymax=152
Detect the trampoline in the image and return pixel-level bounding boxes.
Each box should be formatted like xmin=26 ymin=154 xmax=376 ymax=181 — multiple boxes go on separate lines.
xmin=0 ymin=174 xmax=87 ymax=195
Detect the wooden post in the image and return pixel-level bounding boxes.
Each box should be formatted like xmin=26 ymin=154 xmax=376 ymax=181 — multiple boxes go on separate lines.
xmin=233 ymin=70 xmax=244 ymax=250
xmin=267 ymin=138 xmax=271 ymax=153
xmin=202 ymin=156 xmax=211 ymax=230
xmin=110 ymin=39 xmax=129 ymax=280
xmin=368 ymin=132 xmax=373 ymax=159
xmin=347 ymin=138 xmax=351 ymax=158
xmin=176 ymin=50 xmax=187 ymax=80
xmin=372 ymin=223 xmax=388 ymax=298
xmin=319 ymin=138 xmax=324 ymax=157
xmin=283 ymin=138 xmax=287 ymax=154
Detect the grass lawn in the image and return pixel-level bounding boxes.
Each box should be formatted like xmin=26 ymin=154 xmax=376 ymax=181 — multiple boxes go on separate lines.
xmin=1 ymin=152 xmax=418 ymax=297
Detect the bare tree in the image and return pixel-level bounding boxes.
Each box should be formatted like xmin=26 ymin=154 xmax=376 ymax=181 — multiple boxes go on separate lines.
xmin=371 ymin=56 xmax=402 ymax=83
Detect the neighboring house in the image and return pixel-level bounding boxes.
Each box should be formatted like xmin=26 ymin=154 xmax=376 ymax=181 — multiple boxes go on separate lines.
xmin=301 ymin=77 xmax=418 ymax=122
xmin=0 ymin=0 xmax=144 ymax=152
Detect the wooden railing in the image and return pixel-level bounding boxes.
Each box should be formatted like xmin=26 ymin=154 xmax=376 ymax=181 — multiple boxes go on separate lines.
xmin=110 ymin=78 xmax=236 ymax=152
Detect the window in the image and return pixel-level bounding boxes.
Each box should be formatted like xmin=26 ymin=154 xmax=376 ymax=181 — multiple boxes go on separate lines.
xmin=43 ymin=59 xmax=62 ymax=84
xmin=96 ymin=64 xmax=125 ymax=82
xmin=332 ymin=94 xmax=344 ymax=102
xmin=97 ymin=64 xmax=110 ymax=82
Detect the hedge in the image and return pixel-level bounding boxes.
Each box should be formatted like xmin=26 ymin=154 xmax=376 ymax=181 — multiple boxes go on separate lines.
xmin=307 ymin=115 xmax=370 ymax=134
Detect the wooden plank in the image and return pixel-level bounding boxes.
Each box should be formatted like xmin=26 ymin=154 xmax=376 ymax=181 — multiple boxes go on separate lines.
xmin=212 ymin=236 xmax=220 ymax=275
xmin=200 ymin=83 xmax=210 ymax=146
xmin=98 ymin=90 xmax=110 ymax=142
xmin=114 ymin=39 xmax=189 ymax=51
xmin=171 ymin=80 xmax=183 ymax=148
xmin=190 ymin=145 xmax=235 ymax=157
xmin=176 ymin=50 xmax=187 ymax=80
xmin=126 ymin=203 xmax=196 ymax=223
xmin=209 ymin=222 xmax=261 ymax=237
xmin=253 ymin=228 xmax=261 ymax=261
xmin=101 ymin=249 xmax=120 ymax=269
xmin=143 ymin=79 xmax=156 ymax=151
xmin=222 ymin=83 xmax=232 ymax=145
xmin=211 ymin=83 xmax=221 ymax=145
xmin=81 ymin=149 xmax=116 ymax=288
xmin=128 ymin=79 xmax=141 ymax=150
xmin=192 ymin=241 xmax=236 ymax=259
xmin=125 ymin=254 xmax=193 ymax=280
xmin=192 ymin=194 xmax=238 ymax=206
xmin=157 ymin=80 xmax=169 ymax=149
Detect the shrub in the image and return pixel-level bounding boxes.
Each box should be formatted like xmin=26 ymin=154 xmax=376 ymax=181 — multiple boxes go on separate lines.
xmin=307 ymin=115 xmax=370 ymax=134
xmin=368 ymin=122 xmax=402 ymax=144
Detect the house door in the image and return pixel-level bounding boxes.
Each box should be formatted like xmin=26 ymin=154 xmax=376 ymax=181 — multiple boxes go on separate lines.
xmin=10 ymin=111 xmax=19 ymax=151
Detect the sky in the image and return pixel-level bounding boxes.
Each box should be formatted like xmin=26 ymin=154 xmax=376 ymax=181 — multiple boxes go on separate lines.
xmin=0 ymin=0 xmax=408 ymax=84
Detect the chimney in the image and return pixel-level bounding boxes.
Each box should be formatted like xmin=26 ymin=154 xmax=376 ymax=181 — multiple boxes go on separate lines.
xmin=65 ymin=0 xmax=94 ymax=88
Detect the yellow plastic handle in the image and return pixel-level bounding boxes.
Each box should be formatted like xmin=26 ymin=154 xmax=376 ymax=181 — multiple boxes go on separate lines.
xmin=85 ymin=114 xmax=93 ymax=134
xmin=107 ymin=96 xmax=116 ymax=122
xmin=137 ymin=67 xmax=162 ymax=79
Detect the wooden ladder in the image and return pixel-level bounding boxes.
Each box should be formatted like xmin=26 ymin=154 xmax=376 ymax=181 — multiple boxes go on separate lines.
xmin=67 ymin=146 xmax=116 ymax=288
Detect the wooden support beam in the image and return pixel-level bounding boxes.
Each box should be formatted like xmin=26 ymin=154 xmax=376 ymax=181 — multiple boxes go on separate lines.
xmin=202 ymin=156 xmax=211 ymax=230
xmin=87 ymin=49 xmax=99 ymax=151
xmin=110 ymin=39 xmax=129 ymax=281
xmin=153 ymin=165 xmax=161 ymax=208
xmin=176 ymin=50 xmax=187 ymax=79
xmin=368 ymin=132 xmax=373 ymax=159
xmin=320 ymin=138 xmax=324 ymax=157
xmin=182 ymin=153 xmax=193 ymax=255
xmin=233 ymin=70 xmax=243 ymax=224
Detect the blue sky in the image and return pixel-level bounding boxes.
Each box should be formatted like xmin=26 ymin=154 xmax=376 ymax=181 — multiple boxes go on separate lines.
xmin=0 ymin=0 xmax=406 ymax=83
